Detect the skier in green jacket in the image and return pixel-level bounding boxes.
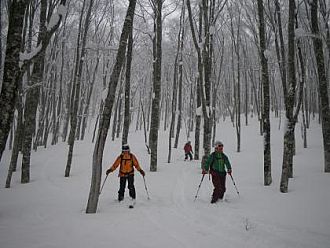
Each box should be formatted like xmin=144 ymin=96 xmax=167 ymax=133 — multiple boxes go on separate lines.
xmin=202 ymin=141 xmax=232 ymax=203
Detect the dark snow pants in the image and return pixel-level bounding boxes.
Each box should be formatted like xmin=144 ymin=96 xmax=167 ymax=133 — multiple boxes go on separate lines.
xmin=185 ymin=152 xmax=193 ymax=160
xmin=118 ymin=174 xmax=136 ymax=201
xmin=210 ymin=171 xmax=226 ymax=202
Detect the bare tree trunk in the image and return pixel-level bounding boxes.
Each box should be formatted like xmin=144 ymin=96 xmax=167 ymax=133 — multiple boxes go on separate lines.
xmin=62 ymin=63 xmax=75 ymax=142
xmin=65 ymin=0 xmax=93 ymax=177
xmin=187 ymin=0 xmax=203 ymax=161
xmin=280 ymin=0 xmax=304 ymax=192
xmin=5 ymin=90 xmax=23 ymax=188
xmin=168 ymin=47 xmax=178 ymax=162
xmin=163 ymin=72 xmax=170 ymax=132
xmin=51 ymin=11 xmax=68 ymax=145
xmin=229 ymin=2 xmax=241 ymax=153
xmin=200 ymin=0 xmax=213 ymax=160
xmin=81 ymin=56 xmax=99 ymax=140
xmin=5 ymin=5 xmax=33 ymax=187
xmin=257 ymin=0 xmax=272 ymax=186
xmin=140 ymin=99 xmax=150 ymax=153
xmin=310 ymin=0 xmax=330 ymax=172
xmin=174 ymin=4 xmax=185 ymax=149
xmin=21 ymin=0 xmax=49 ymax=183
xmin=43 ymin=89 xmax=52 ymax=148
xmin=280 ymin=0 xmax=296 ymax=193
xmin=112 ymin=80 xmax=123 ymax=141
xmin=86 ymin=0 xmax=136 ymax=213
xmin=20 ymin=0 xmax=67 ymax=183
xmin=122 ymin=26 xmax=133 ymax=145
xmin=168 ymin=3 xmax=185 ymax=162
xmin=0 ymin=0 xmax=30 ymax=162
xmin=92 ymin=101 xmax=103 ymax=143
xmin=149 ymin=0 xmax=163 ymax=172
xmin=0 ymin=0 xmax=2 ymax=82
xmin=116 ymin=91 xmax=123 ymax=139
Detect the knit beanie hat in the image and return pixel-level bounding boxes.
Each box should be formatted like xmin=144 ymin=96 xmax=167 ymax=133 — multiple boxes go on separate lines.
xmin=214 ymin=141 xmax=223 ymax=147
xmin=122 ymin=144 xmax=130 ymax=151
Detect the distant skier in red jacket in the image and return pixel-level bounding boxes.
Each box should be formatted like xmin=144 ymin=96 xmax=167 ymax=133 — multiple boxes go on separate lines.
xmin=184 ymin=141 xmax=193 ymax=161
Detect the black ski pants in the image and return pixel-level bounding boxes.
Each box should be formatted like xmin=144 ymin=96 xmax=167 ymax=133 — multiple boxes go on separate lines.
xmin=118 ymin=174 xmax=136 ymax=201
xmin=185 ymin=152 xmax=193 ymax=160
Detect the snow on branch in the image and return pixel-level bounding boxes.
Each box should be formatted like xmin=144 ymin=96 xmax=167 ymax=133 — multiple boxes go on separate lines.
xmin=47 ymin=4 xmax=67 ymax=31
xmin=19 ymin=3 xmax=67 ymax=69
xmin=19 ymin=45 xmax=42 ymax=67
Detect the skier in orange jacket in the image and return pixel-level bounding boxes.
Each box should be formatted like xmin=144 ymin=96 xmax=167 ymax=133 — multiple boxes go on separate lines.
xmin=106 ymin=144 xmax=145 ymax=202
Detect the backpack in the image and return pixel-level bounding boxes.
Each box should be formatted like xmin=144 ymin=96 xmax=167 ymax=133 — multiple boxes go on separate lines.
xmin=119 ymin=153 xmax=134 ymax=175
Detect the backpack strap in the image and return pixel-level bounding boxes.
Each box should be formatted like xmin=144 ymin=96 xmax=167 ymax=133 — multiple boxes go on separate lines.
xmin=210 ymin=152 xmax=215 ymax=170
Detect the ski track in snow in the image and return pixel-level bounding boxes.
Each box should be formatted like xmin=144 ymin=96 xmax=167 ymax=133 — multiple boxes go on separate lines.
xmin=1 ymin=118 xmax=330 ymax=248
xmin=132 ymin=160 xmax=329 ymax=248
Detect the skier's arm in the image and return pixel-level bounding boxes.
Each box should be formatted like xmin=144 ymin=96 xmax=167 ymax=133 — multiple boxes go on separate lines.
xmin=106 ymin=156 xmax=121 ymax=174
xmin=132 ymin=154 xmax=145 ymax=176
xmin=224 ymin=155 xmax=232 ymax=173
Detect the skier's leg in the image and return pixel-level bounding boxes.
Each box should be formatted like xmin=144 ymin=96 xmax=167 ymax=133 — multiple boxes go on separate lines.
xmin=219 ymin=174 xmax=226 ymax=199
xmin=118 ymin=177 xmax=127 ymax=201
xmin=211 ymin=172 xmax=221 ymax=203
xmin=128 ymin=174 xmax=136 ymax=199
xmin=189 ymin=152 xmax=193 ymax=160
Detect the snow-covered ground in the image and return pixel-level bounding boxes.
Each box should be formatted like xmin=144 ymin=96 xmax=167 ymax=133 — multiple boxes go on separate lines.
xmin=0 ymin=116 xmax=329 ymax=248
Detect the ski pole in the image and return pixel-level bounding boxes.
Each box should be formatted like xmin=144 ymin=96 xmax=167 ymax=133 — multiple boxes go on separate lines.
xmin=229 ymin=174 xmax=239 ymax=196
xmin=143 ymin=176 xmax=150 ymax=200
xmin=194 ymin=174 xmax=205 ymax=201
xmin=99 ymin=174 xmax=109 ymax=195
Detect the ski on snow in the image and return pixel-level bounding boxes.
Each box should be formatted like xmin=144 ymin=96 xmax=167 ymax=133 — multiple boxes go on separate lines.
xmin=128 ymin=199 xmax=136 ymax=209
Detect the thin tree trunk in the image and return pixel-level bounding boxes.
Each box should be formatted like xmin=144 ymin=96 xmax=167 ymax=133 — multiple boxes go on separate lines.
xmin=86 ymin=0 xmax=137 ymax=213
xmin=149 ymin=0 xmax=163 ymax=172
xmin=310 ymin=0 xmax=330 ymax=172
xmin=116 ymin=93 xmax=123 ymax=139
xmin=280 ymin=0 xmax=297 ymax=192
xmin=21 ymin=0 xmax=48 ymax=183
xmin=257 ymin=0 xmax=272 ymax=186
xmin=187 ymin=0 xmax=203 ymax=160
xmin=140 ymin=99 xmax=150 ymax=153
xmin=168 ymin=4 xmax=184 ymax=162
xmin=5 ymin=91 xmax=24 ymax=188
xmin=0 ymin=0 xmax=30 ymax=162
xmin=0 ymin=0 xmax=2 ymax=83
xmin=62 ymin=62 xmax=75 ymax=142
xmin=174 ymin=3 xmax=185 ymax=149
xmin=122 ymin=26 xmax=133 ymax=145
xmin=112 ymin=80 xmax=123 ymax=141
xmin=52 ymin=9 xmax=69 ymax=145
xmin=81 ymin=57 xmax=99 ymax=141
xmin=65 ymin=0 xmax=93 ymax=177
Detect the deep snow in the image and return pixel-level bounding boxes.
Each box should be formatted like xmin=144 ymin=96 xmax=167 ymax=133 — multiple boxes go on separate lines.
xmin=0 ymin=116 xmax=329 ymax=248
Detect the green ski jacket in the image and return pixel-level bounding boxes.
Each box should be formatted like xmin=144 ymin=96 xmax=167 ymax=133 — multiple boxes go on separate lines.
xmin=203 ymin=152 xmax=232 ymax=174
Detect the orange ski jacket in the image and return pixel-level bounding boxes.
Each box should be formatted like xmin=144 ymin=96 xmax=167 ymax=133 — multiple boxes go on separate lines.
xmin=108 ymin=152 xmax=142 ymax=177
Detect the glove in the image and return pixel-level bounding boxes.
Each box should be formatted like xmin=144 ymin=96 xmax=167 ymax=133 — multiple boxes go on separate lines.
xmin=202 ymin=169 xmax=207 ymax=175
xmin=106 ymin=168 xmax=112 ymax=175
xmin=227 ymin=169 xmax=232 ymax=176
xmin=140 ymin=170 xmax=145 ymax=177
